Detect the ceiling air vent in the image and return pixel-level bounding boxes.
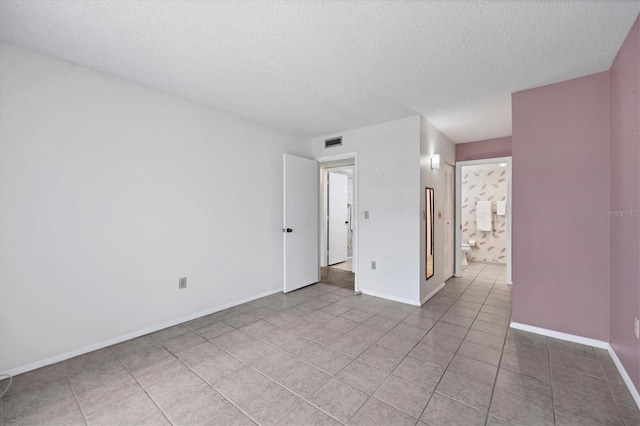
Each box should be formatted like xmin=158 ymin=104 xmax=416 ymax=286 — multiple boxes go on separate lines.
xmin=325 ymin=137 xmax=342 ymax=148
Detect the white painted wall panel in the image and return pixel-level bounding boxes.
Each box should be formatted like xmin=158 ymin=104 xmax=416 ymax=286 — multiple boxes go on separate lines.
xmin=0 ymin=43 xmax=307 ymax=372
xmin=311 ymin=116 xmax=422 ymax=305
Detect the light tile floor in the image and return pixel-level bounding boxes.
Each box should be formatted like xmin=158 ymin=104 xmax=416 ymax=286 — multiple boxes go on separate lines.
xmin=1 ymin=264 xmax=638 ymax=425
xmin=329 ymin=259 xmax=353 ymax=273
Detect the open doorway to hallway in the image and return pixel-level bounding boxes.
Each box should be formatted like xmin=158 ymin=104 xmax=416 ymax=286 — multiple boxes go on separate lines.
xmin=319 ymin=161 xmax=355 ymax=290
xmin=320 ymin=266 xmax=354 ymax=290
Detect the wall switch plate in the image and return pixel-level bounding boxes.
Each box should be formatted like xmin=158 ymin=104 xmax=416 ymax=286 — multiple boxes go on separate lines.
xmin=179 ymin=277 xmax=187 ymax=289
xmin=371 ymin=261 xmax=376 ymax=270
xmin=635 ymin=317 xmax=639 ymax=339
xmin=364 ymin=211 xmax=370 ymax=219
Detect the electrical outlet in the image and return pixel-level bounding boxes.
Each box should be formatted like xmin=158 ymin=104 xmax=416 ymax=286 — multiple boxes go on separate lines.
xmin=364 ymin=211 xmax=370 ymax=219
xmin=371 ymin=261 xmax=376 ymax=270
xmin=635 ymin=317 xmax=639 ymax=339
xmin=179 ymin=277 xmax=187 ymax=289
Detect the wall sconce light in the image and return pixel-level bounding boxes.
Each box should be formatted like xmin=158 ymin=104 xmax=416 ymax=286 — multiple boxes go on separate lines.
xmin=431 ymin=154 xmax=440 ymax=170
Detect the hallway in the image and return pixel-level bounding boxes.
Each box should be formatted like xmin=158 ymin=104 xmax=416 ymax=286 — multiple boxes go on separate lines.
xmin=321 ymin=265 xmax=354 ymax=291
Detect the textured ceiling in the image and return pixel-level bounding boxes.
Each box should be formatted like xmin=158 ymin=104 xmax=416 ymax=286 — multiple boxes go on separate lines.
xmin=1 ymin=1 xmax=638 ymax=143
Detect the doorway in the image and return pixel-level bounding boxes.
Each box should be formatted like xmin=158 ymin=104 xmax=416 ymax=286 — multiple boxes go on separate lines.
xmin=325 ymin=168 xmax=353 ymax=266
xmin=455 ymin=157 xmax=512 ymax=284
xmin=317 ymin=153 xmax=358 ymax=291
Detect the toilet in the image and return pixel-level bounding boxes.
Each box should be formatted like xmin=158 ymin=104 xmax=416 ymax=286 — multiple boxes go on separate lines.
xmin=461 ymin=243 xmax=471 ymax=266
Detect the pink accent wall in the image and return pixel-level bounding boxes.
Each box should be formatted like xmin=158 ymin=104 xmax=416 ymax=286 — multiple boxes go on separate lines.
xmin=610 ymin=16 xmax=640 ymax=391
xmin=456 ymin=136 xmax=512 ymax=161
xmin=512 ymin=72 xmax=611 ymax=341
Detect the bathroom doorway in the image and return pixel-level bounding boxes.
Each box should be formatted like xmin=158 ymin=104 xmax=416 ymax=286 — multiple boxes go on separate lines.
xmin=455 ymin=157 xmax=512 ymax=284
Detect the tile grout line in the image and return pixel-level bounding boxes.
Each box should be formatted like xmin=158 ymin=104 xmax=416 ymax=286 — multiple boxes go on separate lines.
xmin=179 ymin=333 xmax=347 ymax=426
xmin=1 ymin=265 xmax=510 ymax=426
xmin=323 ymin=293 xmax=438 ymax=420
xmin=114 ymin=351 xmax=175 ymax=425
xmin=150 ymin=331 xmax=299 ymax=426
xmin=1 ymin=366 xmax=88 ymax=424
xmin=318 ymin=276 xmax=437 ymax=424
xmin=431 ymin=269 xmax=500 ymax=421
xmin=501 ymin=325 xmax=628 ymax=424
xmin=0 ymin=283 xmax=326 ymax=424
xmin=341 ymin=313 xmax=424 ymax=424
xmin=244 ymin=323 xmax=404 ymax=425
xmin=13 ymin=350 xmax=156 ymax=425
xmin=66 ymin=376 xmax=90 ymax=426
xmin=339 ymin=283 xmax=487 ymax=423
xmin=150 ymin=329 xmax=312 ymax=426
xmin=415 ymin=265 xmax=503 ymax=423
xmin=173 ymin=353 xmax=266 ymax=426
xmin=208 ymin=281 xmax=443 ymax=424
xmin=595 ymin=347 xmax=628 ymax=424
xmin=159 ymin=305 xmax=380 ymax=426
xmin=479 ymin=275 xmax=510 ymax=426
xmin=145 ymin=332 xmax=269 ymax=426
xmin=547 ymin=337 xmax=557 ymax=425
xmin=547 ymin=336 xmax=631 ymax=423
xmin=3 ymin=266 xmax=620 ymax=426
xmin=416 ymin=280 xmax=481 ymax=422
xmin=246 ymin=269 xmax=508 ymax=424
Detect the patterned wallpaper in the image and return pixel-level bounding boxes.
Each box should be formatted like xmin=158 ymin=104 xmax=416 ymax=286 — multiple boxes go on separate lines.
xmin=461 ymin=163 xmax=507 ymax=264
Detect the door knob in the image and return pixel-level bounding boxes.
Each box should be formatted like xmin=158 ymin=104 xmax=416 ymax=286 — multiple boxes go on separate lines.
xmin=282 ymin=228 xmax=293 ymax=233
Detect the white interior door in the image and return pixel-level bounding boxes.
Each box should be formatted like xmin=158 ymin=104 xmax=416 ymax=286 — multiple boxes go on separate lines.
xmin=328 ymin=172 xmax=349 ymax=265
xmin=444 ymin=164 xmax=455 ymax=279
xmin=283 ymin=154 xmax=319 ymax=292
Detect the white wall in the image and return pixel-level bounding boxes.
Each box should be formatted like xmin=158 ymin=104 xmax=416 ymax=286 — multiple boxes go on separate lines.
xmin=0 ymin=43 xmax=307 ymax=373
xmin=311 ymin=116 xmax=422 ymax=305
xmin=420 ymin=117 xmax=456 ymax=302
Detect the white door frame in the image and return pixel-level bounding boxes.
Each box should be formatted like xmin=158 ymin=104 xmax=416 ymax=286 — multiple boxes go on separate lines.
xmin=315 ymin=152 xmax=359 ymax=292
xmin=455 ymin=157 xmax=512 ymax=284
xmin=443 ymin=163 xmax=455 ymax=280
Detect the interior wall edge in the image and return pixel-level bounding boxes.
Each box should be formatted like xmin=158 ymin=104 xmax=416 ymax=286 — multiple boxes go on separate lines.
xmin=608 ymin=343 xmax=640 ymax=409
xmin=510 ymin=321 xmax=609 ymax=349
xmin=420 ymin=282 xmax=446 ymax=306
xmin=360 ymin=289 xmax=421 ymax=307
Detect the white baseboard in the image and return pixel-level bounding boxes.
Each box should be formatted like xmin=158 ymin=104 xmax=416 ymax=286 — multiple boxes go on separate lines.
xmin=509 ymin=322 xmax=609 ymax=349
xmin=510 ymin=321 xmax=640 ymax=410
xmin=0 ymin=288 xmax=282 ymax=377
xmin=360 ymin=290 xmax=421 ymax=307
xmin=607 ymin=344 xmax=640 ymax=409
xmin=420 ymin=282 xmax=446 ymax=306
